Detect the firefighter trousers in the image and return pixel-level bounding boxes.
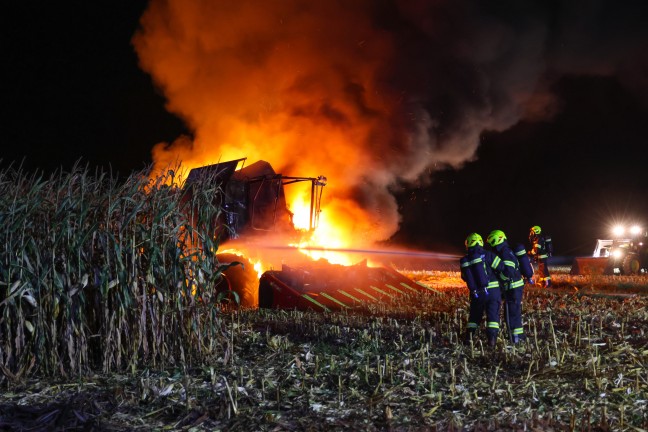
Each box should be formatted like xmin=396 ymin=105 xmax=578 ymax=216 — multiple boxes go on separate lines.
xmin=503 ymin=287 xmax=524 ymax=339
xmin=467 ymin=288 xmax=501 ymax=337
xmin=538 ymin=259 xmax=552 ymax=286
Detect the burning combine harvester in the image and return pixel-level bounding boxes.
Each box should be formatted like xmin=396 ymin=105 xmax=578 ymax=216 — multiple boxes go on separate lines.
xmin=183 ymin=158 xmax=432 ymax=311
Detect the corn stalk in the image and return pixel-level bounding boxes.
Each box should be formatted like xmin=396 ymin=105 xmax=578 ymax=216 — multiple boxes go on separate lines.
xmin=0 ymin=163 xmax=233 ymax=380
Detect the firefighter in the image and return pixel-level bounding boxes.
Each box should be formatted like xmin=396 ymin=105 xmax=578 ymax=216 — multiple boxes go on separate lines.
xmin=460 ymin=233 xmax=506 ymax=347
xmin=528 ymin=225 xmax=553 ymax=288
xmin=486 ymin=229 xmax=526 ymax=344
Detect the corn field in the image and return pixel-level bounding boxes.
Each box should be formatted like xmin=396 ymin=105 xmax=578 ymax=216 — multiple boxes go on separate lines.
xmin=1 ymin=164 xmax=647 ymax=430
xmin=0 ymin=164 xmax=235 ymax=380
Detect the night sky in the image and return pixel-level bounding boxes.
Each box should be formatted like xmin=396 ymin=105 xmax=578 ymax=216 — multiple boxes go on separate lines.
xmin=392 ymin=75 xmax=648 ymax=256
xmin=3 ymin=1 xmax=648 ymax=258
xmin=2 ymin=1 xmax=185 ymax=174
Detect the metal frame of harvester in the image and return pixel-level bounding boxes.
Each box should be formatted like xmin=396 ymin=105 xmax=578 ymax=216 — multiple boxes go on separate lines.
xmin=183 ymin=158 xmax=434 ymax=310
xmin=184 ymin=158 xmax=326 ymax=240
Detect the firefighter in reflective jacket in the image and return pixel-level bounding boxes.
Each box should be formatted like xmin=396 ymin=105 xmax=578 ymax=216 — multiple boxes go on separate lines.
xmin=486 ymin=229 xmax=531 ymax=344
xmin=529 ymin=225 xmax=553 ymax=288
xmin=460 ymin=233 xmax=507 ymax=347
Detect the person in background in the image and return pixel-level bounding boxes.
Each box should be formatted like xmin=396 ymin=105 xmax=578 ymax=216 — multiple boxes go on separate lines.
xmin=528 ymin=225 xmax=553 ymax=288
xmin=486 ymin=229 xmax=526 ymax=344
xmin=460 ymin=233 xmax=506 ymax=347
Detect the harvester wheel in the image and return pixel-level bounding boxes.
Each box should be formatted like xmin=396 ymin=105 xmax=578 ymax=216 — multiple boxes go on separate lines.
xmin=214 ymin=253 xmax=259 ymax=308
xmin=621 ymin=255 xmax=641 ymax=275
xmin=258 ymin=277 xmax=274 ymax=309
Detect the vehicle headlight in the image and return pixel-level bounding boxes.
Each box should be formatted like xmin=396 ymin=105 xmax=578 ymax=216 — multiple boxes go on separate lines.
xmin=611 ymin=249 xmax=624 ymax=259
xmin=630 ymin=225 xmax=642 ymax=235
xmin=612 ymin=225 xmax=625 ymax=237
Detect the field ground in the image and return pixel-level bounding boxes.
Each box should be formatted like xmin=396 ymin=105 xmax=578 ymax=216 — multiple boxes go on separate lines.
xmin=1 ymin=267 xmax=647 ymax=431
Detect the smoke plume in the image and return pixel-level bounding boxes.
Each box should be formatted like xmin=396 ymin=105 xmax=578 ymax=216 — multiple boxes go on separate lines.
xmin=133 ymin=0 xmax=647 ymax=245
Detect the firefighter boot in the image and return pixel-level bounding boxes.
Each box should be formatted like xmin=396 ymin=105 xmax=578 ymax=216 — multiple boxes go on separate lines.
xmin=511 ymin=334 xmax=526 ymax=344
xmin=487 ymin=334 xmax=497 ymax=348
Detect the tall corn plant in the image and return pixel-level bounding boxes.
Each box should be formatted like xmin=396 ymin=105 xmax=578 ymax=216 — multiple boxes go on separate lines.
xmin=0 ymin=163 xmax=233 ymax=381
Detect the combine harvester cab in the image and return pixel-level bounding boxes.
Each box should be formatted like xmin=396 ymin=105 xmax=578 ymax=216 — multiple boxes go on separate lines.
xmin=184 ymin=157 xmax=324 ymax=243
xmin=184 ymin=158 xmax=431 ymax=310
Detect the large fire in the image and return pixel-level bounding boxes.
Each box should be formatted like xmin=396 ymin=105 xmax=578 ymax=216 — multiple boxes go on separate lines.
xmin=134 ymin=11 xmax=407 ymax=266
xmin=225 ymin=179 xmax=370 ymax=269
xmin=133 ymin=0 xmax=545 ymax=271
xmin=133 ymin=1 xmax=416 ymax=257
xmin=289 ymin=201 xmax=366 ymax=266
xmin=133 ymin=1 xmax=593 ymax=266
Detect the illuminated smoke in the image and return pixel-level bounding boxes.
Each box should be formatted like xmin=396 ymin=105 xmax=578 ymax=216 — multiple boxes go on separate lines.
xmin=133 ymin=0 xmax=647 ymax=245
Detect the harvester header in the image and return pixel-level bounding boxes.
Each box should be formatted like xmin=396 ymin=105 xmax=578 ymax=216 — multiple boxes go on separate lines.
xmin=183 ymin=158 xmax=435 ymax=310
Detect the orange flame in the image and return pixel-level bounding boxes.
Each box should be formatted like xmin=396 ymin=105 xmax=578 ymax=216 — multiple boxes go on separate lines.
xmin=220 ymin=248 xmax=266 ymax=279
xmin=133 ymin=1 xmax=409 ymax=255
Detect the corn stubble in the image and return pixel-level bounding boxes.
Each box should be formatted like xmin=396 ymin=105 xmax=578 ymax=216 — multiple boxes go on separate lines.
xmin=1 ymin=165 xmax=647 ymax=430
